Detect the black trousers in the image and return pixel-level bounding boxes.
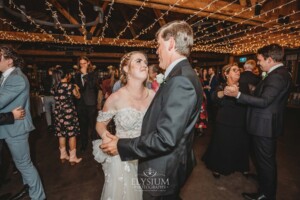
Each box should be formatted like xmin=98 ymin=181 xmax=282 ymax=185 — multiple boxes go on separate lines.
xmin=77 ymin=105 xmax=98 ymax=147
xmin=252 ymin=135 xmax=277 ymax=199
xmin=143 ymin=192 xmax=181 ymax=200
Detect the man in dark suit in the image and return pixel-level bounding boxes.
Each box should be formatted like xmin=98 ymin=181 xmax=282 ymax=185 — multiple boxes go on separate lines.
xmin=225 ymin=44 xmax=292 ymax=200
xmin=0 ymin=46 xmax=45 ymax=199
xmin=205 ymin=66 xmax=218 ymax=122
xmin=74 ymin=56 xmax=99 ymax=151
xmin=101 ymin=21 xmax=202 ymax=200
xmin=239 ymin=59 xmax=261 ymax=95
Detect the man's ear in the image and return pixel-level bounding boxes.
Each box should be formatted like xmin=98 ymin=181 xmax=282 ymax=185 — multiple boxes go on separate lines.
xmin=7 ymin=58 xmax=13 ymax=66
xmin=267 ymin=57 xmax=274 ymax=64
xmin=168 ymin=37 xmax=175 ymax=51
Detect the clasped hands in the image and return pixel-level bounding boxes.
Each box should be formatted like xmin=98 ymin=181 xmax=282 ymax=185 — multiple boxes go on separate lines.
xmin=224 ymin=85 xmax=239 ymax=97
xmin=100 ymin=131 xmax=119 ymax=156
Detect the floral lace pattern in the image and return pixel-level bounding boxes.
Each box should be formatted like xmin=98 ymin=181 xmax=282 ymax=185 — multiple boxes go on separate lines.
xmin=93 ymin=107 xmax=145 ymax=200
xmin=97 ymin=108 xmax=145 ymax=138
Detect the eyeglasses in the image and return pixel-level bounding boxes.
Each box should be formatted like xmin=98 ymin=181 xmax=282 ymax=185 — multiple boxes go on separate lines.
xmin=231 ymin=68 xmax=240 ymax=72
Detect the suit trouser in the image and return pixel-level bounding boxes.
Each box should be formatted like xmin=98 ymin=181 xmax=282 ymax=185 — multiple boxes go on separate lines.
xmin=43 ymin=95 xmax=55 ymax=126
xmin=5 ymin=133 xmax=45 ymax=200
xmin=252 ymin=135 xmax=277 ymax=199
xmin=77 ymin=105 xmax=98 ymax=146
xmin=143 ymin=191 xmax=181 ymax=200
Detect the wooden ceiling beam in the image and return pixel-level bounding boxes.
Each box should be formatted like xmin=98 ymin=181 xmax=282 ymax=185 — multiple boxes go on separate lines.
xmin=111 ymin=0 xmax=272 ymax=26
xmin=0 ymin=31 xmax=152 ymax=46
xmin=26 ymin=57 xmax=123 ymax=63
xmin=18 ymin=50 xmax=158 ymax=59
xmin=239 ymin=0 xmax=247 ymax=7
xmin=119 ymin=7 xmax=137 ymax=37
xmin=48 ymin=0 xmax=84 ymax=34
xmin=153 ymin=9 xmax=166 ymax=27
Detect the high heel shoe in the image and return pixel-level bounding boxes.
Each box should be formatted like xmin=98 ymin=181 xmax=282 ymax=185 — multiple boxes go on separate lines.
xmin=59 ymin=147 xmax=69 ymax=163
xmin=212 ymin=172 xmax=220 ymax=179
xmin=69 ymin=149 xmax=82 ymax=165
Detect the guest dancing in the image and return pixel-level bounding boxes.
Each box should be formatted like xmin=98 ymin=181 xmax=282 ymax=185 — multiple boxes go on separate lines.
xmin=52 ymin=68 xmax=82 ymax=165
xmin=202 ymin=63 xmax=249 ymax=178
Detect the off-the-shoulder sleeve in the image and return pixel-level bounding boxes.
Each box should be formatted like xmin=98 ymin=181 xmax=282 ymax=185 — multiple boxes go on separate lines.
xmin=97 ymin=110 xmax=116 ymax=122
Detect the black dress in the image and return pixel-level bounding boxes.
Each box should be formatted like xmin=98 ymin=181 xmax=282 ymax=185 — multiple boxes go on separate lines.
xmin=202 ymin=83 xmax=249 ymax=175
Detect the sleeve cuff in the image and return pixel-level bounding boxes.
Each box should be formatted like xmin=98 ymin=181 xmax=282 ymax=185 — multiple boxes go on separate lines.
xmin=236 ymin=92 xmax=241 ymax=99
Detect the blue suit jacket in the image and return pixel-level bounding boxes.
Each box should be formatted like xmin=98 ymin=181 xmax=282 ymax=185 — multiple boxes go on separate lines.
xmin=0 ymin=67 xmax=35 ymax=139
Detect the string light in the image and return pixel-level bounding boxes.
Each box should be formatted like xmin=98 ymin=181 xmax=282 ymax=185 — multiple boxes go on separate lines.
xmin=112 ymin=0 xmax=149 ymax=45
xmin=0 ymin=0 xmax=299 ymax=54
xmin=97 ymin=0 xmax=115 ymax=44
xmin=185 ymin=0 xmax=219 ymax=22
xmin=119 ymin=0 xmax=185 ymax=47
xmin=0 ymin=18 xmax=41 ymax=41
xmin=194 ymin=0 xmax=296 ymax=45
xmin=9 ymin=0 xmax=59 ymax=43
xmin=45 ymin=1 xmax=76 ymax=44
xmin=78 ymin=0 xmax=88 ymax=44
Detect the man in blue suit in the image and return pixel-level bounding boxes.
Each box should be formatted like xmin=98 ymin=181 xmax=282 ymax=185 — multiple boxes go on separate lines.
xmin=0 ymin=46 xmax=45 ymax=200
xmin=225 ymin=44 xmax=292 ymax=200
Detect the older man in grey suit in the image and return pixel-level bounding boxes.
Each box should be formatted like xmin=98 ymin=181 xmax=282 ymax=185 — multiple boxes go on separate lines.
xmin=0 ymin=46 xmax=45 ymax=200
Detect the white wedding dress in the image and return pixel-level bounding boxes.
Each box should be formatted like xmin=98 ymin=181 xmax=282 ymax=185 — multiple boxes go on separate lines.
xmin=93 ymin=108 xmax=145 ymax=200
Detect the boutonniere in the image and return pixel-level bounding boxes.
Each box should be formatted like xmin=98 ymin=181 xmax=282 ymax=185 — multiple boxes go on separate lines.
xmin=261 ymin=72 xmax=268 ymax=80
xmin=156 ymin=73 xmax=165 ymax=85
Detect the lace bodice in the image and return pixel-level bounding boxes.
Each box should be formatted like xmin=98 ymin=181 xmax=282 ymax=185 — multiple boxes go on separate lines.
xmin=97 ymin=107 xmax=146 ymax=138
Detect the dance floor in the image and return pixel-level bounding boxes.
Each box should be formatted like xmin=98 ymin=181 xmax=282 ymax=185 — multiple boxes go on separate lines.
xmin=0 ymin=108 xmax=299 ymax=200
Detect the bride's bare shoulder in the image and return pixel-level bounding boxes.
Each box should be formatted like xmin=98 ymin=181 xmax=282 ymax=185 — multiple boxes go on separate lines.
xmin=104 ymin=87 xmax=127 ymax=108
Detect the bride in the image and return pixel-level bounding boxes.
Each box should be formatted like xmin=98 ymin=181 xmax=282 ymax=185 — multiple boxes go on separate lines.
xmin=93 ymin=51 xmax=155 ymax=200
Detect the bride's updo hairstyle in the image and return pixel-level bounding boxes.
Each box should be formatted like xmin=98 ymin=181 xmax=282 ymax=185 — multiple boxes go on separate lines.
xmin=119 ymin=51 xmax=148 ymax=85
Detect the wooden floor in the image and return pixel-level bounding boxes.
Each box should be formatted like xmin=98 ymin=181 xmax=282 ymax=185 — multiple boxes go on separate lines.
xmin=0 ymin=108 xmax=299 ymax=200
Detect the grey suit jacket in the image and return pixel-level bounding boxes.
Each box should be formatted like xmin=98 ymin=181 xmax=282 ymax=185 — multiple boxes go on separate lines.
xmin=0 ymin=67 xmax=35 ymax=139
xmin=118 ymin=59 xmax=203 ymax=196
xmin=238 ymin=66 xmax=291 ymax=138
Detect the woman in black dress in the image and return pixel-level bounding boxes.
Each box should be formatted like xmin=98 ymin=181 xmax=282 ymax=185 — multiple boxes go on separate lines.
xmin=202 ymin=63 xmax=249 ymax=178
xmin=52 ymin=68 xmax=82 ymax=165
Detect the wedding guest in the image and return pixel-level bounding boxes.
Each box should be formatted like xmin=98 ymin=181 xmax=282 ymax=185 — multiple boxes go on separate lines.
xmin=52 ymin=68 xmax=82 ymax=165
xmin=225 ymin=44 xmax=292 ymax=200
xmin=74 ymin=56 xmax=99 ymax=151
xmin=239 ymin=59 xmax=261 ymax=95
xmin=147 ymin=64 xmax=161 ymax=92
xmin=202 ymin=63 xmax=249 ymax=178
xmin=41 ymin=67 xmax=55 ymax=133
xmin=0 ymin=46 xmax=45 ymax=200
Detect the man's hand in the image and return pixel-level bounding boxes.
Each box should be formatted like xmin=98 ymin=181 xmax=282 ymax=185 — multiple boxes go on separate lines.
xmin=12 ymin=107 xmax=25 ymax=120
xmin=224 ymin=85 xmax=239 ymax=97
xmin=100 ymin=133 xmax=119 ymax=156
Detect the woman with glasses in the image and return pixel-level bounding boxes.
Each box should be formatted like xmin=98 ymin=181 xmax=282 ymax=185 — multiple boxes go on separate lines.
xmin=202 ymin=63 xmax=250 ymax=178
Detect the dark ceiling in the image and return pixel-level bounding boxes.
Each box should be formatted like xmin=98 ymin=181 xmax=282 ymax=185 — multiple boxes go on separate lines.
xmin=0 ymin=0 xmax=300 ymax=68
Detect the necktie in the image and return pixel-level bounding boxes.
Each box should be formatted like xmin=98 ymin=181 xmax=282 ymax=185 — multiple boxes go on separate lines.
xmin=82 ymin=74 xmax=87 ymax=86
